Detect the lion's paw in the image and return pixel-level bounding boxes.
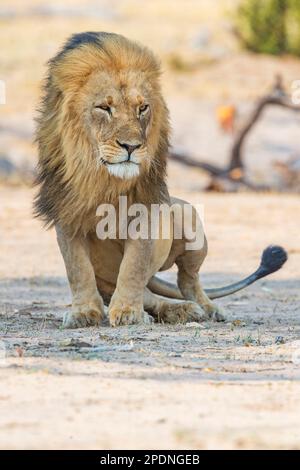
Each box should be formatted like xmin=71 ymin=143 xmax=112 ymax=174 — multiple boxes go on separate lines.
xmin=158 ymin=301 xmax=208 ymax=324
xmin=206 ymin=303 xmax=226 ymax=322
xmin=63 ymin=305 xmax=104 ymax=329
xmin=109 ymin=305 xmax=146 ymax=327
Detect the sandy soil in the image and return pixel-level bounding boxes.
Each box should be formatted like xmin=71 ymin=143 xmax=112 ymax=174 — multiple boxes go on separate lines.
xmin=0 ymin=185 xmax=300 ymax=450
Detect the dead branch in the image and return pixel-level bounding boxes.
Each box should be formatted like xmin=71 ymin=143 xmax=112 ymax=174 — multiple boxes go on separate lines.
xmin=169 ymin=152 xmax=224 ymax=176
xmin=229 ymin=77 xmax=300 ymax=170
xmin=169 ymin=76 xmax=300 ymax=191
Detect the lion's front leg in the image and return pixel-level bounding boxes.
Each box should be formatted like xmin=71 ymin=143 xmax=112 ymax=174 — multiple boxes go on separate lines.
xmin=109 ymin=239 xmax=153 ymax=326
xmin=56 ymin=226 xmax=105 ymax=328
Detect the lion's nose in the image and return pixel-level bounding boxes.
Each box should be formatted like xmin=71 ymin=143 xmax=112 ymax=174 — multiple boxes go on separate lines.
xmin=116 ymin=140 xmax=141 ymax=156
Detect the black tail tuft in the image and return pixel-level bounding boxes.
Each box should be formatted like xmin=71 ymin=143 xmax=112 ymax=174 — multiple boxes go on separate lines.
xmin=259 ymin=245 xmax=288 ymax=276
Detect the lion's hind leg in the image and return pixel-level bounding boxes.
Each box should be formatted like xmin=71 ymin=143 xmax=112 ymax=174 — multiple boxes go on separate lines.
xmin=176 ymin=249 xmax=225 ymax=322
xmin=144 ymin=288 xmax=207 ymax=324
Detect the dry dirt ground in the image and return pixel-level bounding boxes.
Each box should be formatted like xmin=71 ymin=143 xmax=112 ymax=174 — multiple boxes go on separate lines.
xmin=0 ymin=185 xmax=300 ymax=449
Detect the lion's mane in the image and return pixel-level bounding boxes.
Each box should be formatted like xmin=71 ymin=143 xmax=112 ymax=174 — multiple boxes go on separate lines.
xmin=34 ymin=32 xmax=170 ymax=236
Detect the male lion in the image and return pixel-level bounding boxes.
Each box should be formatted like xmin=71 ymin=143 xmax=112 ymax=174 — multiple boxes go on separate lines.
xmin=34 ymin=32 xmax=287 ymax=328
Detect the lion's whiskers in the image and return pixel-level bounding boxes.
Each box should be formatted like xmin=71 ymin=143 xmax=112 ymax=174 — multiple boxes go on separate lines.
xmin=93 ymin=148 xmax=107 ymax=169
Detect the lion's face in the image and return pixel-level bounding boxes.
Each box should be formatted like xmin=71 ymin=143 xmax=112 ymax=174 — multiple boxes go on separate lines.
xmin=77 ymin=70 xmax=157 ymax=180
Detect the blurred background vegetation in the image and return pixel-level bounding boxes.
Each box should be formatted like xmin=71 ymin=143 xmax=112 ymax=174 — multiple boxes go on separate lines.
xmin=0 ymin=0 xmax=300 ymax=191
xmin=235 ymin=0 xmax=300 ymax=56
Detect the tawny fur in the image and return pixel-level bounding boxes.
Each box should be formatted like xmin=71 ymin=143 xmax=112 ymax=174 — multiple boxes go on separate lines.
xmin=34 ymin=32 xmax=223 ymax=328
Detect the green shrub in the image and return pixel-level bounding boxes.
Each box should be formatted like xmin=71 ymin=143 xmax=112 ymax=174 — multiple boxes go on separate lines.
xmin=235 ymin=0 xmax=300 ymax=56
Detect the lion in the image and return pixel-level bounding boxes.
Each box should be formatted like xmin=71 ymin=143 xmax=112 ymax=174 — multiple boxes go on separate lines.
xmin=34 ymin=32 xmax=287 ymax=328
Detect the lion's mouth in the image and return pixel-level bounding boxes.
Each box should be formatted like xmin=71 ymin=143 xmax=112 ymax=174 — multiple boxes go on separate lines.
xmin=108 ymin=161 xmax=139 ymax=166
xmin=102 ymin=158 xmax=141 ymax=180
xmin=101 ymin=158 xmax=139 ymax=166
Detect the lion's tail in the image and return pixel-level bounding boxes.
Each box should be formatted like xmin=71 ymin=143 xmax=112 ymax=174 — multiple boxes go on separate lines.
xmin=148 ymin=246 xmax=288 ymax=300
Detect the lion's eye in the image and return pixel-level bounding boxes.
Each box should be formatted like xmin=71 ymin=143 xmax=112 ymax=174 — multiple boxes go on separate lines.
xmin=139 ymin=104 xmax=149 ymax=115
xmin=94 ymin=104 xmax=111 ymax=114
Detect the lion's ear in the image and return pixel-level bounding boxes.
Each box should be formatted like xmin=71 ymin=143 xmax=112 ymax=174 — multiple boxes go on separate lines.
xmin=50 ymin=46 xmax=104 ymax=93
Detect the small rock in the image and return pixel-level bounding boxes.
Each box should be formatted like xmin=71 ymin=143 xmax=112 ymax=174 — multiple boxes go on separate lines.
xmin=275 ymin=336 xmax=285 ymax=345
